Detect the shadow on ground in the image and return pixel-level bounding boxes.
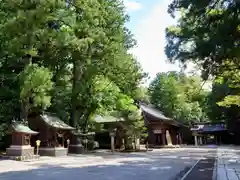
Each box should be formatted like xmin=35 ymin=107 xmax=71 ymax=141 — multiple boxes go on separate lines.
xmin=0 ymin=155 xmax=195 ymax=180
xmin=0 ymin=163 xmax=192 ymax=180
xmin=0 ymin=148 xmax=217 ymax=180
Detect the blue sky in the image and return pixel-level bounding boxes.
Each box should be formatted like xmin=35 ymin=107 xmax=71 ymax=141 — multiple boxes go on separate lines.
xmin=124 ymin=0 xmax=180 ymax=82
xmin=123 ymin=0 xmax=211 ymax=89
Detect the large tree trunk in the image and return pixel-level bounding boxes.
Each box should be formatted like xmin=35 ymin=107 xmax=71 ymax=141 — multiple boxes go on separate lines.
xmin=20 ymin=100 xmax=28 ymax=122
xmin=70 ymin=60 xmax=80 ymax=128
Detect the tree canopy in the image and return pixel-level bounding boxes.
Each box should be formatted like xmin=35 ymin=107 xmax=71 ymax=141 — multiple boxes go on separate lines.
xmin=0 ymin=0 xmax=146 ymax=143
xmin=149 ymin=72 xmax=209 ymax=125
xmin=166 ymin=0 xmax=240 ymax=78
xmin=165 ymin=0 xmax=240 ymax=121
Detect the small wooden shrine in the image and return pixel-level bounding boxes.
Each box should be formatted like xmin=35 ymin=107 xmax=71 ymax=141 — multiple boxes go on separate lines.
xmin=69 ymin=130 xmax=95 ymax=154
xmin=28 ymin=112 xmax=75 ymax=156
xmin=6 ymin=121 xmax=39 ymax=161
xmin=94 ymin=115 xmax=139 ymax=151
xmin=191 ymin=122 xmax=228 ymax=146
xmin=140 ymin=103 xmax=183 ymax=148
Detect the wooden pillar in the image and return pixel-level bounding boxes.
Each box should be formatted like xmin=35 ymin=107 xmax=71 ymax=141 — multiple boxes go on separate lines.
xmin=109 ymin=130 xmax=116 ymax=152
xmin=194 ymin=136 xmax=198 ymax=146
xmin=199 ymin=136 xmax=203 ymax=145
xmin=179 ymin=133 xmax=182 ymax=145
xmin=21 ymin=134 xmax=24 ymax=145
xmin=111 ymin=136 xmax=115 ymax=152
xmin=120 ymin=138 xmax=125 ymax=150
xmin=161 ymin=132 xmax=166 ymax=145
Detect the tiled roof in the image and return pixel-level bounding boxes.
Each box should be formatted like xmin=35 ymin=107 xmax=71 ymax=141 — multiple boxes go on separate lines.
xmin=140 ymin=104 xmax=171 ymax=121
xmin=40 ymin=113 xmax=75 ymax=130
xmin=191 ymin=124 xmax=226 ymax=132
xmin=11 ymin=122 xmax=39 ymax=134
xmin=94 ymin=115 xmax=125 ymax=123
xmin=140 ymin=104 xmax=180 ymax=126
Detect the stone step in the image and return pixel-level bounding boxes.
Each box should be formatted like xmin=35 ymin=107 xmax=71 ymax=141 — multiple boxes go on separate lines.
xmin=1 ymin=155 xmax=40 ymax=161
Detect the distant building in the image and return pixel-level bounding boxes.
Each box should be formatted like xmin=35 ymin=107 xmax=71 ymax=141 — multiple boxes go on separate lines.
xmin=139 ymin=103 xmax=191 ymax=148
xmin=190 ymin=122 xmax=228 ymax=146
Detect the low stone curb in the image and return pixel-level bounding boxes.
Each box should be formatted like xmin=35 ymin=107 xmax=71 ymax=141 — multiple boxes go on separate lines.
xmin=0 ymin=155 xmax=40 ymax=161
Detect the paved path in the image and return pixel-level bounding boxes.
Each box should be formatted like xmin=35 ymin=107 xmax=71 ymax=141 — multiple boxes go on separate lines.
xmin=0 ymin=148 xmax=216 ymax=180
xmin=216 ymin=146 xmax=240 ymax=180
xmin=184 ymin=149 xmax=216 ymax=180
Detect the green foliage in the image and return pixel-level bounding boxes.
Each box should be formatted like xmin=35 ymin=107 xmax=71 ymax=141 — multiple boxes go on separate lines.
xmin=149 ymin=72 xmax=184 ymax=119
xmin=215 ymin=60 xmax=240 ymax=107
xmin=89 ymin=75 xmax=145 ymax=136
xmin=166 ymin=0 xmax=240 ymax=107
xmin=165 ymin=0 xmax=240 ymax=126
xmin=127 ymin=110 xmax=146 ymax=137
xmin=132 ymin=86 xmax=150 ymax=103
xmin=166 ymin=0 xmax=240 ymax=78
xmin=149 ymin=72 xmax=209 ymax=124
xmin=218 ymin=95 xmax=240 ymax=107
xmin=0 ymin=0 xmax=146 ymax=145
xmin=19 ymin=64 xmax=53 ymax=110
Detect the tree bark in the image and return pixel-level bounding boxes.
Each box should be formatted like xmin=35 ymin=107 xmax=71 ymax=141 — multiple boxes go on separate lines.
xmin=70 ymin=60 xmax=79 ymax=128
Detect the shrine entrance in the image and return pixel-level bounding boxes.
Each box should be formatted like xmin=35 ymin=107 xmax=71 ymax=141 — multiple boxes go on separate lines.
xmin=140 ymin=103 xmax=183 ymax=148
xmin=155 ymin=134 xmax=162 ymax=145
xmin=153 ymin=129 xmax=163 ymax=145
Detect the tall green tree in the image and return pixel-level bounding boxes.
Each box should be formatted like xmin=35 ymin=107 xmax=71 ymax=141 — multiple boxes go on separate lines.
xmin=166 ymin=0 xmax=240 ymax=78
xmin=0 ymin=0 xmax=144 ymax=131
xmin=19 ymin=64 xmax=53 ymax=120
xmin=165 ymin=0 xmax=240 ymax=107
xmin=149 ymin=72 xmax=209 ymax=124
xmin=215 ymin=61 xmax=240 ymax=107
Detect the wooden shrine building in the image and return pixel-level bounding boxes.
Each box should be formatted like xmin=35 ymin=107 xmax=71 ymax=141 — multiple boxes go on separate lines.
xmin=7 ymin=121 xmax=39 ymax=160
xmin=28 ymin=113 xmax=75 ymax=156
xmin=140 ymin=104 xmax=184 ymax=148
xmin=191 ymin=122 xmax=228 ymax=146
xmin=94 ymin=115 xmax=126 ymax=150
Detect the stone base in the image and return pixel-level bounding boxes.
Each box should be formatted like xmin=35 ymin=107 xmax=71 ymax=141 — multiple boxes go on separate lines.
xmin=5 ymin=145 xmax=39 ymax=161
xmin=7 ymin=145 xmax=35 ymax=157
xmin=68 ymin=144 xmax=84 ymax=154
xmin=149 ymin=144 xmax=181 ymax=148
xmin=39 ymin=147 xmax=68 ymax=156
xmin=2 ymin=155 xmax=40 ymax=161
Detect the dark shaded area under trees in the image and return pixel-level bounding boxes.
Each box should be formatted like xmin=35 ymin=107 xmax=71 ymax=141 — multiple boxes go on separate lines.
xmin=164 ymin=0 xmax=240 ymax=144
xmin=0 ymin=0 xmax=147 ymax=149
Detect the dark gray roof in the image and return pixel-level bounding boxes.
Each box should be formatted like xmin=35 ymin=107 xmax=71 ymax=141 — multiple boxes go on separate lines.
xmin=72 ymin=130 xmax=95 ymax=136
xmin=40 ymin=113 xmax=75 ymax=130
xmin=11 ymin=122 xmax=38 ymax=134
xmin=140 ymin=104 xmax=180 ymax=126
xmin=94 ymin=115 xmax=125 ymax=123
xmin=191 ymin=124 xmax=226 ymax=133
xmin=140 ymin=104 xmax=171 ymax=121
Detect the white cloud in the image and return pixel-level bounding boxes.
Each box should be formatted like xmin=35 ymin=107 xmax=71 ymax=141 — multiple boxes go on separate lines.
xmin=124 ymin=0 xmax=143 ymax=12
xmin=129 ymin=0 xmax=180 ymax=84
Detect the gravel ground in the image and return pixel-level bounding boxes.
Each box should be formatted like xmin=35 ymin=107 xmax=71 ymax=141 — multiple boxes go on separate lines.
xmin=0 ymin=147 xmax=216 ymax=180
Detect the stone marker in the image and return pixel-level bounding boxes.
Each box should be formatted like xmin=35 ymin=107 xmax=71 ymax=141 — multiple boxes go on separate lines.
xmin=166 ymin=130 xmax=172 ymax=146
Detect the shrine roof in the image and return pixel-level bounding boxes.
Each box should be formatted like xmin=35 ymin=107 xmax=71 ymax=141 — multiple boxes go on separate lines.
xmin=94 ymin=115 xmax=125 ymax=123
xmin=140 ymin=104 xmax=181 ymax=127
xmin=40 ymin=113 xmax=75 ymax=130
xmin=11 ymin=122 xmax=38 ymax=134
xmin=191 ymin=124 xmax=226 ymax=133
xmin=72 ymin=130 xmax=95 ymax=136
xmin=140 ymin=104 xmax=171 ymax=121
